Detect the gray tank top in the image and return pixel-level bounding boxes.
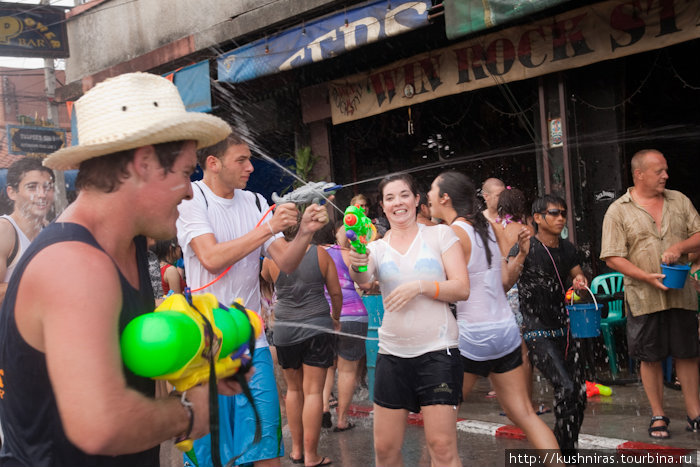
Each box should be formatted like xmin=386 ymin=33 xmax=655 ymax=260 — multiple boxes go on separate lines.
xmin=273 ymin=246 xmax=333 ymax=346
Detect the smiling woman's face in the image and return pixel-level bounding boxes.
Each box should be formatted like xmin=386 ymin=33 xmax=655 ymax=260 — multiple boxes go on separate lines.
xmin=381 ymin=180 xmax=418 ymax=227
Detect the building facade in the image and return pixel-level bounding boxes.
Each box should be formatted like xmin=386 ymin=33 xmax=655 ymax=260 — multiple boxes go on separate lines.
xmin=59 ymin=0 xmax=700 ymax=274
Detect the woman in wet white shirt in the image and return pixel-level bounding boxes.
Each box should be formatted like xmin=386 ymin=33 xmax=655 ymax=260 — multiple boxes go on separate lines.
xmin=428 ymin=171 xmax=563 ymax=461
xmin=349 ymin=173 xmax=469 ymax=467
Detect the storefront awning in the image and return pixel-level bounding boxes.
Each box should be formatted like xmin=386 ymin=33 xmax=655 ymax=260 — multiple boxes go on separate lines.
xmin=444 ymin=0 xmax=573 ymax=40
xmin=217 ymin=0 xmax=431 ymax=83
xmin=329 ymin=0 xmax=700 ymax=124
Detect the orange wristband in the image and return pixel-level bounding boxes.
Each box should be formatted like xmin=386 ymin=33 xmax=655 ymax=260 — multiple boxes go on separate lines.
xmin=433 ymin=281 xmax=440 ymax=299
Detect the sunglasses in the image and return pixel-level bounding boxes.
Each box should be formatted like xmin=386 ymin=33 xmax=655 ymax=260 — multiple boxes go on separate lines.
xmin=543 ymin=209 xmax=567 ymax=218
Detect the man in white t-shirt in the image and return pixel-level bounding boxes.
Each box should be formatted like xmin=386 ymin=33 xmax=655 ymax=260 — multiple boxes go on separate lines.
xmin=176 ymin=130 xmax=329 ymax=467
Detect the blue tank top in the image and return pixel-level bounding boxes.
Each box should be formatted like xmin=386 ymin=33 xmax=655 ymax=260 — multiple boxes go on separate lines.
xmin=0 ymin=222 xmax=158 ymax=467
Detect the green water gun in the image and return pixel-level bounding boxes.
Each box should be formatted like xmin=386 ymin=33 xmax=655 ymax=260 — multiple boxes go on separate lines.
xmin=343 ymin=204 xmax=377 ymax=272
xmin=120 ymin=293 xmax=262 ymax=465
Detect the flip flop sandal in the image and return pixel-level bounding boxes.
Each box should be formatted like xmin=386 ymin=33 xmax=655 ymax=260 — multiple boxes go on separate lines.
xmin=307 ymin=456 xmax=333 ymax=466
xmin=289 ymin=454 xmax=305 ymax=464
xmin=333 ymin=422 xmax=356 ymax=432
xmin=648 ymin=415 xmax=671 ymax=439
xmin=686 ymin=415 xmax=700 ymax=432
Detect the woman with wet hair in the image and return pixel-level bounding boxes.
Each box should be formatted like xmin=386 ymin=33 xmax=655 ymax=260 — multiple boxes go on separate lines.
xmin=349 ymin=173 xmax=469 ymax=467
xmin=495 ymin=187 xmax=541 ymax=405
xmin=428 ymin=171 xmax=562 ymax=462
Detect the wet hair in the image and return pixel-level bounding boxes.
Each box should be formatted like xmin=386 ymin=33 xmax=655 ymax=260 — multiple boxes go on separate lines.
xmin=6 ymin=157 xmax=55 ymax=189
xmin=150 ymin=237 xmax=180 ymax=263
xmin=75 ymin=140 xmax=188 ymax=193
xmin=436 ymin=171 xmax=494 ymax=267
xmin=377 ymin=173 xmax=418 ymax=200
xmin=418 ymin=191 xmax=429 ymax=207
xmin=312 ymin=220 xmax=336 ymax=245
xmin=531 ymin=194 xmax=567 ymax=233
xmin=350 ymin=194 xmax=368 ymax=207
xmin=531 ymin=194 xmax=567 ymax=216
xmin=196 ymin=131 xmax=244 ymax=168
xmin=497 ymin=187 xmax=528 ymax=223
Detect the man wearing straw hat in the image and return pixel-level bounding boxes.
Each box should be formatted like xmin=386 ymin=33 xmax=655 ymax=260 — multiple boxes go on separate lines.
xmin=601 ymin=149 xmax=700 ymax=439
xmin=0 ymin=72 xmax=240 ymax=466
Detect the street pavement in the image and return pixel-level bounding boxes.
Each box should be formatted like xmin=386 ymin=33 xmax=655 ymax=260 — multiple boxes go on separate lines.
xmin=278 ymin=367 xmax=700 ymax=466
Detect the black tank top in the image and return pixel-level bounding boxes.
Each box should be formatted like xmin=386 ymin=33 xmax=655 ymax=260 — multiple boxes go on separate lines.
xmin=0 ymin=223 xmax=158 ymax=467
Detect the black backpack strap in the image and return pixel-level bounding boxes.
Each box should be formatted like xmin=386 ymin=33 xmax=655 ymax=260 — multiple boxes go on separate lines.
xmin=254 ymin=193 xmax=262 ymax=212
xmin=4 ymin=218 xmax=19 ymax=267
xmin=195 ymin=182 xmax=208 ymax=209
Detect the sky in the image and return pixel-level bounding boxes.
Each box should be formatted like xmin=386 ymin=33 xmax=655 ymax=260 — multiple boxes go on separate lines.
xmin=0 ymin=0 xmax=76 ymax=69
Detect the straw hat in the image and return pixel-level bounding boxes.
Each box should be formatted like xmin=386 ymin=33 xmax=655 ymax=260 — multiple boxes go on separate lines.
xmin=44 ymin=72 xmax=231 ymax=170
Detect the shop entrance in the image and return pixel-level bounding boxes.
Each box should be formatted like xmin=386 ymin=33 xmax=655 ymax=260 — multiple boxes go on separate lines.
xmin=331 ymin=78 xmax=541 ymax=217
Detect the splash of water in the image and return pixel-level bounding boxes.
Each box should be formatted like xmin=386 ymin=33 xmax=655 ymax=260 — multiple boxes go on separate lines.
xmin=274 ymin=321 xmax=378 ymax=341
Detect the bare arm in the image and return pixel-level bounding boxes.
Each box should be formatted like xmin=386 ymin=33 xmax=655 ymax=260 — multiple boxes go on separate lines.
xmin=604 ymin=255 xmax=668 ymax=291
xmin=16 ymin=243 xmax=209 ymax=455
xmin=189 ymin=202 xmax=300 ymax=274
xmin=0 ymin=219 xmax=14 ymax=303
xmin=261 ymin=257 xmax=276 ymax=284
xmin=266 ymin=203 xmax=329 ymax=274
xmin=503 ymin=228 xmax=530 ymax=290
xmin=163 ymin=265 xmax=182 ymax=294
xmin=661 ymin=232 xmax=700 ymax=264
xmin=318 ymin=246 xmax=342 ymax=321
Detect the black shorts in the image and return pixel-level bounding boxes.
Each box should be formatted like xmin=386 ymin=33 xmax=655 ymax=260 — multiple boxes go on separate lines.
xmin=627 ymin=308 xmax=699 ymax=362
xmin=461 ymin=346 xmax=523 ymax=378
xmin=373 ymin=349 xmax=463 ymax=413
xmin=276 ymin=333 xmax=336 ymax=369
xmin=337 ymin=321 xmax=368 ymax=361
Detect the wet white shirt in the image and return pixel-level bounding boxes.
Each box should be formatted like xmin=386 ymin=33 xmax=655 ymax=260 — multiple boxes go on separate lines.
xmin=453 ymin=221 xmax=521 ymax=361
xmin=177 ymin=181 xmax=283 ymax=348
xmin=368 ymin=223 xmax=459 ymax=358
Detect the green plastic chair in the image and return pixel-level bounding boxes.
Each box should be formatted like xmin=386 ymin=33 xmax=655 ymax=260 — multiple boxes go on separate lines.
xmin=591 ymin=272 xmax=626 ymax=377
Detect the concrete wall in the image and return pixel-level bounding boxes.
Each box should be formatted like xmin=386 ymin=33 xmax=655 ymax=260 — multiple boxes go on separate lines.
xmin=65 ymin=0 xmax=344 ymax=83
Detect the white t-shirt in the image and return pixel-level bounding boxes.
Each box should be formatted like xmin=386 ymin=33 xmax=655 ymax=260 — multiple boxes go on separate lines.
xmin=453 ymin=221 xmax=521 ymax=361
xmin=368 ymin=223 xmax=459 ymax=358
xmin=1 ymin=215 xmax=30 ymax=283
xmin=176 ymin=181 xmax=283 ymax=348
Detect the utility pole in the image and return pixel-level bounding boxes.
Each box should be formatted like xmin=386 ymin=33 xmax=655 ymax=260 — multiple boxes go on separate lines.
xmin=42 ymin=0 xmax=68 ymax=214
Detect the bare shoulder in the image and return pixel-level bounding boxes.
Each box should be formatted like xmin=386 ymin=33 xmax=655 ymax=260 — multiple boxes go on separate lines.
xmin=0 ymin=218 xmax=15 ymax=256
xmin=20 ymin=241 xmax=120 ymax=312
xmin=15 ymin=241 xmax=121 ymax=351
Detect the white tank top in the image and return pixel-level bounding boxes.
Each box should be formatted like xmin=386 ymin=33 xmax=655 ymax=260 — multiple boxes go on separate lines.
xmin=1 ymin=215 xmax=31 ymax=283
xmin=453 ymin=221 xmax=521 ymax=361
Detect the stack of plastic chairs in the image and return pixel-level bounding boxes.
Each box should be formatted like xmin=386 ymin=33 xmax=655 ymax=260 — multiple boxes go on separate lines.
xmin=591 ymin=272 xmax=626 ymax=378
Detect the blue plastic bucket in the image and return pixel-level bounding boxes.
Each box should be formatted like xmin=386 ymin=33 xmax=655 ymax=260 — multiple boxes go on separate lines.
xmin=567 ymin=303 xmax=601 ymax=338
xmin=661 ymin=263 xmax=690 ymax=289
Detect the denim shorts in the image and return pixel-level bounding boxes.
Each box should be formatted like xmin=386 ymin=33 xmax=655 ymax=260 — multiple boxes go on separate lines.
xmin=373 ymin=349 xmax=463 ymax=413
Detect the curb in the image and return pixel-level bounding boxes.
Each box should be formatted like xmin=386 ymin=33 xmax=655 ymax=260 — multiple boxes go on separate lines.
xmin=347 ymin=404 xmax=695 ymax=456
